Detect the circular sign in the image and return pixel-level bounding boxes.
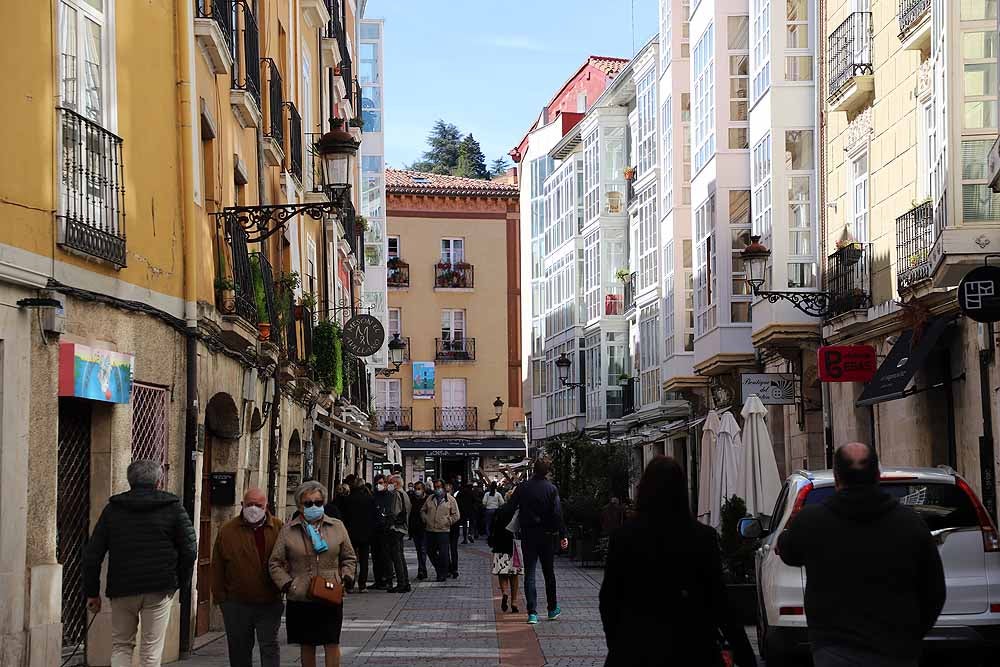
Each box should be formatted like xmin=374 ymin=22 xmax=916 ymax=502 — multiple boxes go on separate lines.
xmin=958 ymin=265 xmax=1000 ymax=323
xmin=341 ymin=314 xmax=385 ymax=356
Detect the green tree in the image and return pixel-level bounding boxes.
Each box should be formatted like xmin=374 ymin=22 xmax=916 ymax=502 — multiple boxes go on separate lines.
xmin=409 ymin=119 xmax=462 ymax=174
xmin=454 ymin=134 xmax=489 ymax=179
xmin=490 ymin=157 xmax=511 ymax=178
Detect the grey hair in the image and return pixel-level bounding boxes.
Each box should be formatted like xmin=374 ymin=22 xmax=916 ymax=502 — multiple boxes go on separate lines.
xmin=389 ymin=474 xmax=402 ymax=486
xmin=127 ymin=460 xmax=163 ymax=488
xmin=293 ymin=480 xmax=327 ymax=506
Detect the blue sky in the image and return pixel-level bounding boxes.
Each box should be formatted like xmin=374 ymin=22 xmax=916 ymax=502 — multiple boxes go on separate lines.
xmin=365 ymin=0 xmax=658 ymax=170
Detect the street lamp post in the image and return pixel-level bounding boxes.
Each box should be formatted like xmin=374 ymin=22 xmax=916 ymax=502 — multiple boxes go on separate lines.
xmin=489 ymin=396 xmax=505 ymax=431
xmin=555 ymin=352 xmax=584 ymax=389
xmin=375 ymin=333 xmax=406 ymax=378
xmin=741 ymin=235 xmax=835 ymax=318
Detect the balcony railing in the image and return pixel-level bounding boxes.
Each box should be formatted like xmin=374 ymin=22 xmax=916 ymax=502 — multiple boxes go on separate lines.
xmin=387 ymin=259 xmax=409 ymax=287
xmin=622 ymin=379 xmax=636 ymax=417
xmin=375 ymin=407 xmax=411 ymax=431
xmin=343 ymin=199 xmax=358 ymax=257
xmin=286 ymin=305 xmax=314 ymax=367
xmin=223 ymin=220 xmax=257 ymax=324
xmin=825 ymin=242 xmax=872 ymax=319
xmin=624 ymin=272 xmax=637 ymax=312
xmin=828 ymin=12 xmax=873 ymax=100
xmin=435 ymin=338 xmax=476 ymax=361
xmin=338 ymin=43 xmax=353 ymax=102
xmin=196 ymin=0 xmax=234 ymax=51
xmin=285 ymin=102 xmax=302 ymax=183
xmin=58 ymin=107 xmax=127 ymax=267
xmin=326 ymin=0 xmax=343 ymax=41
xmin=262 ymin=58 xmax=283 ymax=145
xmin=896 ymin=201 xmax=934 ymax=291
xmin=899 ymin=0 xmax=931 ymax=38
xmin=249 ymin=251 xmax=278 ymax=334
xmin=231 ymin=1 xmax=261 ymax=108
xmin=435 ymin=263 xmax=474 ymax=288
xmin=435 ymin=407 xmax=478 ymax=431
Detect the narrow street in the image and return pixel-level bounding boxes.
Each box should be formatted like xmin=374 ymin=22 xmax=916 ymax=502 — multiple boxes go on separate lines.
xmin=185 ymin=542 xmax=617 ymax=666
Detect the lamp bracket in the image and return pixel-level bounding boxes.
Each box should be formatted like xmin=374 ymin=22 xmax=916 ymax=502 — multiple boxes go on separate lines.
xmin=214 ymin=197 xmax=343 ymax=244
xmin=753 ymin=289 xmax=835 ymax=319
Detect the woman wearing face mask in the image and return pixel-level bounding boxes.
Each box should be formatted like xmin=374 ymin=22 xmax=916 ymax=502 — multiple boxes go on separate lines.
xmin=270 ymin=481 xmax=358 ymax=667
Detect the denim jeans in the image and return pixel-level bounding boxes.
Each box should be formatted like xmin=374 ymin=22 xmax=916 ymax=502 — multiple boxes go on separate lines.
xmin=521 ymin=531 xmax=557 ymax=615
xmin=813 ymin=645 xmax=918 ymax=667
xmin=484 ymin=509 xmax=497 ymax=538
xmin=426 ymin=531 xmax=451 ymax=578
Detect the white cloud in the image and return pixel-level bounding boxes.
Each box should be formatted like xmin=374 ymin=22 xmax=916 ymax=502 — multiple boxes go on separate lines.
xmin=489 ymin=35 xmax=549 ymax=52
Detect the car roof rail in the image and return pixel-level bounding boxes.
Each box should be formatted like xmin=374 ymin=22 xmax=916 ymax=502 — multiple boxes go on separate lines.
xmin=793 ymin=469 xmax=815 ymax=480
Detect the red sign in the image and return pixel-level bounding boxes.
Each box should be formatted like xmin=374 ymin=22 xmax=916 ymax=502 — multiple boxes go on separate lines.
xmin=818 ymin=345 xmax=877 ymax=383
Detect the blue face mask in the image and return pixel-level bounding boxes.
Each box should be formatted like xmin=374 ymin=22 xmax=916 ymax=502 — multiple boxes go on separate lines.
xmin=435 ymin=488 xmax=445 ymax=497
xmin=303 ymin=505 xmax=324 ymax=522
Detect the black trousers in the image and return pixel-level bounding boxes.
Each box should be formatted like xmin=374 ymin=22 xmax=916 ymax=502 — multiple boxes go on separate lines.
xmin=412 ymin=531 xmax=428 ymax=575
xmin=388 ymin=531 xmax=409 ymax=587
xmin=353 ymin=540 xmax=370 ymax=589
xmin=371 ymin=530 xmax=389 ymax=585
xmin=449 ymin=523 xmax=460 ymax=574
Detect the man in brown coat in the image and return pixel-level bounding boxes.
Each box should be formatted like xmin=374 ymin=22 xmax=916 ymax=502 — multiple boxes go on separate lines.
xmin=211 ymin=487 xmax=284 ymax=667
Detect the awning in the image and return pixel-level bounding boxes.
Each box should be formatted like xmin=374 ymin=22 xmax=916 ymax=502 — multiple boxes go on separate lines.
xmin=396 ymin=437 xmax=527 ymax=458
xmin=316 ymin=415 xmax=388 ymax=457
xmin=856 ymin=317 xmax=952 ymax=407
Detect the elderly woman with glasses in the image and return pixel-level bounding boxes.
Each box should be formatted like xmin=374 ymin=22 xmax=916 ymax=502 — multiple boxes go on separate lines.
xmin=269 ymin=481 xmax=357 ymax=667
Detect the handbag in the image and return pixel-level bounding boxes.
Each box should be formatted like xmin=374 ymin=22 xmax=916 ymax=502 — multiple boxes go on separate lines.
xmin=511 ymin=538 xmax=523 ymax=570
xmin=505 ymin=509 xmax=520 ymax=534
xmin=299 ymin=528 xmax=344 ymax=606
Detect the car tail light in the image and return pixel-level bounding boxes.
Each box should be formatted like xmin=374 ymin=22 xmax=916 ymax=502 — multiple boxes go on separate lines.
xmin=955 ymin=477 xmax=1000 ymax=553
xmin=780 ymin=606 xmax=805 ymax=616
xmin=991 ymin=603 xmax=1000 ymax=614
xmin=774 ymin=482 xmax=813 ymax=556
xmin=880 ymin=474 xmax=918 ymax=481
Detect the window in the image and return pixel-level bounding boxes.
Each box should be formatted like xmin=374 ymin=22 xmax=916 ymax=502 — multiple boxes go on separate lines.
xmin=544 ymin=157 xmax=583 ymax=253
xmin=664 ymin=241 xmax=676 ymax=356
xmin=683 ymin=240 xmax=695 ymax=351
xmin=60 ymin=0 xmax=111 ymax=124
xmin=851 ymin=152 xmax=870 ymax=242
xmin=681 ymin=0 xmax=692 ymax=58
xmin=730 ymin=191 xmax=752 ymax=320
xmin=360 ymin=42 xmax=378 ymax=85
xmin=785 ymin=129 xmax=816 ymax=286
xmin=681 ymin=94 xmax=692 ymax=204
xmin=636 ymin=69 xmax=658 ymax=178
xmin=585 ymin=229 xmax=601 ymax=321
xmin=752 ymin=135 xmax=772 ymax=244
xmin=662 ymin=97 xmax=674 ymax=212
xmin=544 ymin=253 xmax=579 ymax=337
xmin=752 ymin=0 xmax=771 ymax=103
xmin=693 ymin=24 xmax=716 ymax=172
xmin=360 ymin=22 xmax=380 ymax=40
xmin=661 ymin=0 xmax=672 ymax=69
xmin=375 ymin=379 xmax=401 ymax=409
xmin=531 ymin=156 xmax=555 ymax=240
xmin=785 ymin=0 xmax=812 ymax=81
xmin=583 ymin=129 xmax=600 ymax=223
xmin=388 ymin=308 xmax=401 ymax=337
xmin=440 ymin=310 xmax=466 ymax=341
xmin=577 ymin=91 xmax=587 ymax=112
xmin=441 ymin=238 xmax=464 ymax=263
xmin=636 ymin=185 xmax=659 ymax=290
xmin=962 ymin=140 xmax=1000 ymax=220
xmin=305 ymin=238 xmax=317 ymax=295
xmin=694 ymin=195 xmax=717 ymax=334
xmin=639 ymin=305 xmax=662 ymax=406
xmin=388 ymin=235 xmax=399 ymax=258
xmin=602 ymin=126 xmax=627 ymax=214
xmin=728 ymin=17 xmax=750 ymax=150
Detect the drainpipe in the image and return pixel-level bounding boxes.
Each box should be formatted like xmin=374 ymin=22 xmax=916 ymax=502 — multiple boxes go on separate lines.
xmin=175 ymin=0 xmax=198 ymax=655
xmin=817 ymin=0 xmax=833 ymax=467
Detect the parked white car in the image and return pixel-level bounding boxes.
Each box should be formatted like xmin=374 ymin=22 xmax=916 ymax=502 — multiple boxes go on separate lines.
xmin=740 ymin=466 xmax=1000 ymax=666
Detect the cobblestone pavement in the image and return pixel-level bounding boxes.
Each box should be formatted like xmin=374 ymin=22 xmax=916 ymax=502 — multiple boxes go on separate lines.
xmin=183 ymin=539 xmax=758 ymax=666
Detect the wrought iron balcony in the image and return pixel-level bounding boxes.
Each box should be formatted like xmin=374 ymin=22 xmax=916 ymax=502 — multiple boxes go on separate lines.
xmin=262 ymin=58 xmax=283 ymax=145
xmin=220 ymin=220 xmax=257 ymax=324
xmin=434 ymin=262 xmax=474 ymax=288
xmin=286 ymin=304 xmax=314 ymax=367
xmin=435 ymin=338 xmax=476 ymax=361
xmin=375 ymin=407 xmax=412 ymax=431
xmin=899 ymin=0 xmax=931 ymax=38
xmin=828 ymin=11 xmax=873 ymax=101
xmin=196 ymin=0 xmax=234 ymax=52
xmin=58 ymin=107 xmax=127 ymax=267
xmin=435 ymin=407 xmax=478 ymax=431
xmin=326 ymin=0 xmax=344 ymax=42
xmin=249 ymin=251 xmax=279 ymax=333
xmin=624 ymin=272 xmax=637 ymax=313
xmin=896 ymin=201 xmax=934 ymax=292
xmin=825 ymin=242 xmax=872 ymax=319
xmin=285 ymin=102 xmax=303 ymax=183
xmin=387 ymin=259 xmax=409 ymax=287
xmin=231 ymin=1 xmax=261 ymax=108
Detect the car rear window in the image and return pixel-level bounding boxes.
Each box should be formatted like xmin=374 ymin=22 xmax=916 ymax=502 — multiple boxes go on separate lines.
xmin=804 ymin=482 xmax=978 ymax=531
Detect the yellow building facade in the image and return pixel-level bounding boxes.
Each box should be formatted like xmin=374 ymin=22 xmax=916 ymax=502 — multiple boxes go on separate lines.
xmin=383 ymin=170 xmax=527 ymax=483
xmin=0 ymin=0 xmax=380 ymax=664
xmin=821 ymin=0 xmax=1000 ymax=511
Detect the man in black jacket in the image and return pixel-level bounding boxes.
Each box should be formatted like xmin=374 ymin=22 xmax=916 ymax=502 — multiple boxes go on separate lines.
xmin=508 ymin=458 xmax=568 ymax=625
xmin=409 ymin=481 xmax=429 ymax=579
xmin=778 ymin=443 xmax=946 ymax=666
xmin=341 ymin=474 xmax=375 ymax=592
xmin=83 ymin=460 xmax=197 ymax=666
xmin=372 ymin=474 xmax=395 ymax=589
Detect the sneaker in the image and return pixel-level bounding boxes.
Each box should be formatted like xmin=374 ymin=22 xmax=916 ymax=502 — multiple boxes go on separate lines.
xmin=547 ymin=607 xmax=562 ymax=621
xmin=527 ymin=614 xmax=539 ymax=625
xmin=388 ymin=585 xmax=412 ymax=593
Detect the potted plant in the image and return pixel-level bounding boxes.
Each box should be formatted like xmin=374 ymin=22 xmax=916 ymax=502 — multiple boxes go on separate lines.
xmin=720 ymin=495 xmax=758 ymax=625
xmin=387 ymin=256 xmax=403 ymax=269
xmin=623 ymin=166 xmax=636 ymax=181
xmin=436 ymin=261 xmax=451 ymax=270
xmin=455 ymin=260 xmax=471 ymax=270
xmin=349 ymin=116 xmax=365 ymax=129
xmin=615 ymin=267 xmax=631 ymax=283
xmin=835 ymin=237 xmax=863 ymax=265
xmin=295 ymin=292 xmax=317 ymax=320
xmin=356 ymin=215 xmax=370 ymax=232
xmin=215 ymin=275 xmax=236 ymax=314
xmin=250 ymin=258 xmax=270 ymax=340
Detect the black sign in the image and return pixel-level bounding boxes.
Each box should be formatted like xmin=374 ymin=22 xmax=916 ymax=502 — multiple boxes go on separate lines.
xmin=341 ymin=314 xmax=385 ymax=357
xmin=958 ymin=265 xmax=1000 ymax=323
xmin=856 ymin=317 xmax=950 ymax=406
xmin=209 ymin=472 xmax=236 ymax=506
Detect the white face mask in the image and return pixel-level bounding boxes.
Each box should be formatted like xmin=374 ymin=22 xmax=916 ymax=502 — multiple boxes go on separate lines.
xmin=242 ymin=505 xmax=266 ymax=524
xmin=376 ymin=483 xmax=386 ymax=492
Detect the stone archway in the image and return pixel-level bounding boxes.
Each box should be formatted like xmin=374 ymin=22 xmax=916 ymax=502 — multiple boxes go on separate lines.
xmin=285 ymin=430 xmax=302 ymax=519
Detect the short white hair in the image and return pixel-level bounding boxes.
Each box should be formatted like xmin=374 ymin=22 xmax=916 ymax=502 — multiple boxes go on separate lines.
xmin=293 ymin=480 xmax=327 ymax=506
xmin=389 ymin=474 xmax=402 ymax=486
xmin=127 ymin=460 xmax=163 ymax=488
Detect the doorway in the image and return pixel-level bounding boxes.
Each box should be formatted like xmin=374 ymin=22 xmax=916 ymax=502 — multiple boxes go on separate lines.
xmin=57 ymin=398 xmax=92 ymax=659
xmin=196 ymin=429 xmax=213 ymax=637
xmin=440 ymin=457 xmax=468 ymax=485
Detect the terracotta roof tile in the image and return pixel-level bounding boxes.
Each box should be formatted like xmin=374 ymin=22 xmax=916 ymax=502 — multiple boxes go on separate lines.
xmin=385 ymin=169 xmax=519 ymax=197
xmin=588 ymin=55 xmax=629 ymax=76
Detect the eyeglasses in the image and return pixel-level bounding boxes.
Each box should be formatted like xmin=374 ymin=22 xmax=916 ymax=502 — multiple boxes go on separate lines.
xmin=301 ymin=500 xmax=325 ymax=508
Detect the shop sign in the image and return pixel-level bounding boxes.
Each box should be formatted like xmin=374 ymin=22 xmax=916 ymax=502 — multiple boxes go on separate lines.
xmin=817 ymin=345 xmax=877 ymax=383
xmin=740 ymin=373 xmax=796 ymax=405
xmin=341 ymin=314 xmax=385 ymax=357
xmin=58 ymin=342 xmax=135 ymax=403
xmin=412 ymin=361 xmax=435 ymax=399
xmin=958 ymin=265 xmax=1000 ymax=323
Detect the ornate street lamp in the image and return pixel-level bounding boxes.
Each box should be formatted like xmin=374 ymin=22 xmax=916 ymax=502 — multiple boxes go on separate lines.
xmin=555 ymin=352 xmax=584 ymax=389
xmin=489 ymin=396 xmax=505 ymax=431
xmin=315 ymin=118 xmax=359 ymax=198
xmin=375 ymin=334 xmax=406 ymax=378
xmin=740 ymin=235 xmax=834 ymax=318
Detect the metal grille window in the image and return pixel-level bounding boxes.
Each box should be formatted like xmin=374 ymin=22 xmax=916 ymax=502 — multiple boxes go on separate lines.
xmin=131 ymin=383 xmax=169 ymax=483
xmin=58 ymin=400 xmax=91 ymax=652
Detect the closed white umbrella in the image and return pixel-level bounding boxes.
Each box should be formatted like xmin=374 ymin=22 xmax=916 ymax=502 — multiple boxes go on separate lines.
xmin=711 ymin=411 xmax=743 ymax=529
xmin=740 ymin=394 xmax=783 ymax=518
xmin=696 ymin=410 xmax=721 ymax=524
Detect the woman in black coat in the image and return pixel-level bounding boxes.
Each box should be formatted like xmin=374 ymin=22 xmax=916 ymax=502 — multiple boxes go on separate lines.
xmin=599 ymin=456 xmax=757 ymax=667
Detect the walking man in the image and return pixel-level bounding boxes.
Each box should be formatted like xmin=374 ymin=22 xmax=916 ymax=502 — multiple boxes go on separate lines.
xmin=421 ymin=479 xmax=460 ymax=582
xmin=372 ymin=474 xmax=394 ymax=589
xmin=387 ymin=474 xmax=412 ymax=592
xmin=342 ymin=474 xmax=375 ymax=592
xmin=83 ymin=460 xmax=197 ymax=666
xmin=211 ymin=487 xmax=284 ymax=666
xmin=409 ymin=481 xmax=429 ymax=579
xmin=445 ymin=482 xmax=461 ymax=577
xmin=508 ymin=457 xmax=568 ymax=625
xmin=778 ymin=443 xmax=946 ymax=667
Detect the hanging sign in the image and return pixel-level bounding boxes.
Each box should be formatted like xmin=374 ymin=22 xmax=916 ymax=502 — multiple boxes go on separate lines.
xmin=817 ymin=345 xmax=877 ymax=383
xmin=740 ymin=373 xmax=796 ymax=405
xmin=341 ymin=314 xmax=385 ymax=357
xmin=958 ymin=265 xmax=1000 ymax=323
xmin=58 ymin=343 xmax=135 ymax=403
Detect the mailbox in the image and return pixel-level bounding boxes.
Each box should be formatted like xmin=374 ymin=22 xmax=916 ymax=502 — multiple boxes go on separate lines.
xmin=209 ymin=472 xmax=237 ymax=506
